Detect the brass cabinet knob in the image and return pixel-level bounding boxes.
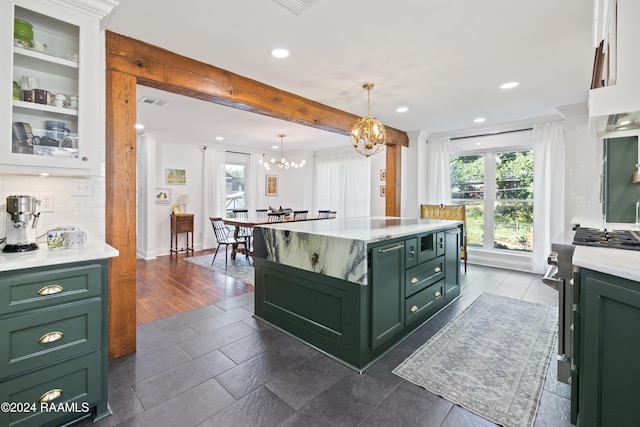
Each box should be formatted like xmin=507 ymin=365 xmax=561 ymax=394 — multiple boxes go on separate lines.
xmin=434 ymin=266 xmax=442 ymax=273
xmin=411 ymin=278 xmax=418 ymax=284
xmin=434 ymin=291 xmax=442 ymax=297
xmin=409 ymin=249 xmax=415 ymax=255
xmin=38 ymin=285 xmax=63 ymax=296
xmin=82 ymin=156 xmax=88 ymax=161
xmin=570 ymin=323 xmax=574 ymax=331
xmin=39 ymin=389 xmax=62 ymax=403
xmin=410 ymin=305 xmax=418 ymax=313
xmin=39 ymin=331 xmax=64 ymax=344
xmin=567 ymin=377 xmax=572 ymax=385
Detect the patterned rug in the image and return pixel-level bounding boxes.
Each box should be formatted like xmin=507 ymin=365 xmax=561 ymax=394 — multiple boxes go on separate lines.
xmin=182 ymin=252 xmax=254 ymax=285
xmin=393 ymin=293 xmax=557 ymax=427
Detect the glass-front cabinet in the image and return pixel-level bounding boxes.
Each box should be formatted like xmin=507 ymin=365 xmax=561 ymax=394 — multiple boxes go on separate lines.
xmin=1 ymin=0 xmax=115 ymax=175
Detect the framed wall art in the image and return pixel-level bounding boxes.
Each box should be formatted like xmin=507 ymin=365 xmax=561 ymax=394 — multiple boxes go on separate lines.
xmin=165 ymin=168 xmax=186 ymax=184
xmin=155 ymin=188 xmax=171 ymax=204
xmin=266 ymin=174 xmax=278 ymax=196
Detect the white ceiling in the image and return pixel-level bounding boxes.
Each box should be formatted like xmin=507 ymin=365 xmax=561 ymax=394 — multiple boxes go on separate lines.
xmin=104 ymin=0 xmax=594 ymax=153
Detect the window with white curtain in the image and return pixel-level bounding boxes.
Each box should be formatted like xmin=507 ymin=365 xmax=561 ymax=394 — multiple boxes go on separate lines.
xmin=225 ymin=152 xmax=249 ymax=217
xmin=313 ymin=149 xmax=371 ymax=218
xmin=449 ymin=130 xmax=534 ymax=255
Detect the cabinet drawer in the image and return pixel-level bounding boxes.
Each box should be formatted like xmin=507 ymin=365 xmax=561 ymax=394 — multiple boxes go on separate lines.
xmin=405 ymin=256 xmax=444 ymax=297
xmin=176 ymin=220 xmax=192 ymax=232
xmin=405 ymin=281 xmax=444 ymax=326
xmin=0 ymin=265 xmax=102 ymax=315
xmin=1 ymin=299 xmax=101 ymax=379
xmin=0 ymin=351 xmax=101 ymax=427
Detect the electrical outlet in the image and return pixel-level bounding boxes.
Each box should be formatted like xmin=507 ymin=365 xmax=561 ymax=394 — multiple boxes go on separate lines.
xmin=38 ymin=193 xmax=54 ymax=213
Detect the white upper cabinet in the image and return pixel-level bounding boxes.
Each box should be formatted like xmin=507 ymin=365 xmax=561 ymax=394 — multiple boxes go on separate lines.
xmin=1 ymin=0 xmax=117 ymax=176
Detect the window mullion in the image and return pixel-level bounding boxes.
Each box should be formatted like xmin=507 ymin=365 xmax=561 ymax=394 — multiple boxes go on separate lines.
xmin=484 ymin=153 xmax=496 ymax=249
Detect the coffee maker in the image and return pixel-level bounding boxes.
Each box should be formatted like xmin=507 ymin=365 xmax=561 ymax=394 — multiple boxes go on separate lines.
xmin=3 ymin=195 xmax=40 ymax=252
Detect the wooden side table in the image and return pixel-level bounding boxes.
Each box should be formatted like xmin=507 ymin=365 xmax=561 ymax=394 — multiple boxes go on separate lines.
xmin=170 ymin=213 xmax=194 ymax=255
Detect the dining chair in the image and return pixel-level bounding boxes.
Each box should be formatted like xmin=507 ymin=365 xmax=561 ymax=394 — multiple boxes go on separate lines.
xmin=268 ymin=212 xmax=285 ymax=223
xmin=209 ymin=217 xmax=249 ymax=269
xmin=420 ymin=204 xmax=468 ymax=272
xmin=232 ymin=209 xmax=252 ymax=250
xmin=293 ymin=210 xmax=308 ymax=221
xmin=328 ymin=211 xmax=337 ymax=218
xmin=256 ymin=209 xmax=268 ymax=220
xmin=318 ymin=209 xmax=331 ymax=219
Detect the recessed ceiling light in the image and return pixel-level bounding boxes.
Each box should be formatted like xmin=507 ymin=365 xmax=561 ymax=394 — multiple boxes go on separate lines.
xmin=619 ymin=120 xmax=632 ymax=126
xmin=474 ymin=117 xmax=486 ymax=123
xmin=499 ymin=81 xmax=520 ymax=89
xmin=38 ymin=172 xmax=51 ymax=176
xmin=396 ymin=106 xmax=409 ymax=113
xmin=134 ymin=124 xmax=144 ymax=130
xmin=215 ymin=136 xmax=224 ymax=141
xmin=272 ymin=145 xmax=279 ymax=149
xmin=270 ymin=48 xmax=290 ymax=58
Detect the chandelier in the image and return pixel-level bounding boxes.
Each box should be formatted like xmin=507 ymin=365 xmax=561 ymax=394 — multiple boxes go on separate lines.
xmin=259 ymin=134 xmax=305 ymax=170
xmin=351 ymin=83 xmax=387 ymax=157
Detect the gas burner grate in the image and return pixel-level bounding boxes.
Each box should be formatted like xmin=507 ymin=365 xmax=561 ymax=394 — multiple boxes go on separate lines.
xmin=573 ymin=227 xmax=640 ymax=251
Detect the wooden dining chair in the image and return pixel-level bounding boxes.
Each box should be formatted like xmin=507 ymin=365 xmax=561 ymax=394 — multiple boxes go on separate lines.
xmin=293 ymin=210 xmax=308 ymax=221
xmin=232 ymin=209 xmax=252 ymax=250
xmin=318 ymin=209 xmax=331 ymax=219
xmin=256 ymin=209 xmax=268 ymax=220
xmin=267 ymin=212 xmax=285 ymax=223
xmin=420 ymin=204 xmax=468 ymax=272
xmin=209 ymin=217 xmax=249 ymax=269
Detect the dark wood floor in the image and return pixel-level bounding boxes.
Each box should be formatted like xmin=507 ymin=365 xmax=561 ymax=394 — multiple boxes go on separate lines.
xmin=136 ymin=249 xmax=254 ymax=325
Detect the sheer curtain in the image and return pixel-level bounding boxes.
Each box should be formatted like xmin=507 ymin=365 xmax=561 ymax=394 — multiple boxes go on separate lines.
xmin=313 ymin=149 xmax=370 ymax=218
xmin=425 ymin=136 xmax=452 ymax=204
xmin=532 ymin=121 xmax=565 ymax=273
xmin=246 ymin=153 xmax=263 ymax=213
xmin=201 ymin=146 xmax=227 ymax=249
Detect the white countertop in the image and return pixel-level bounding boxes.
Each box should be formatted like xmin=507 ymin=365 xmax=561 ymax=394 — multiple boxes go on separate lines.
xmin=0 ymin=237 xmax=118 ymax=272
xmin=257 ymin=216 xmax=463 ymax=244
xmin=569 ymin=216 xmax=640 ymax=282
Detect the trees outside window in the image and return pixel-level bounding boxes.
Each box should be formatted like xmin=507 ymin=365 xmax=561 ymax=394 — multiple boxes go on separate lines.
xmin=451 ymin=150 xmax=533 ymax=252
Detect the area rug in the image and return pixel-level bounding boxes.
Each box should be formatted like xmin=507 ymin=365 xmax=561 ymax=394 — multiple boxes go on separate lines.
xmin=393 ymin=293 xmax=557 ymax=427
xmin=182 ymin=253 xmax=254 ymax=285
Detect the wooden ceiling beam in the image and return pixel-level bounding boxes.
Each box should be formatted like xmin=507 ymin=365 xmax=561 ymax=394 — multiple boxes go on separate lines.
xmin=106 ymin=31 xmax=409 ymax=147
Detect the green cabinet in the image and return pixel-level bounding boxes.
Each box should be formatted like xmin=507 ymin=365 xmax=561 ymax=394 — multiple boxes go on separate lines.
xmin=0 ymin=261 xmax=110 ymax=427
xmin=572 ymin=268 xmax=640 ymax=426
xmin=444 ymin=228 xmax=461 ymax=303
xmin=370 ymin=241 xmax=405 ymax=350
xmin=603 ymin=136 xmax=640 ymax=223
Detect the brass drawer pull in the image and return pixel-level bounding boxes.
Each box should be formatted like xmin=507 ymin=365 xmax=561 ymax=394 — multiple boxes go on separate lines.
xmin=434 ymin=266 xmax=442 ymax=273
xmin=410 ymin=305 xmax=418 ymax=313
xmin=39 ymin=331 xmax=64 ymax=344
xmin=411 ymin=278 xmax=418 ymax=284
xmin=39 ymin=388 xmax=62 ymax=403
xmin=434 ymin=291 xmax=442 ymax=297
xmin=38 ymin=285 xmax=64 ymax=296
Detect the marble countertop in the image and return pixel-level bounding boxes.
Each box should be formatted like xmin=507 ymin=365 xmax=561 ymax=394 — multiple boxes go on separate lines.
xmin=0 ymin=236 xmax=118 ymax=272
xmin=257 ymin=216 xmax=463 ymax=244
xmin=569 ymin=216 xmax=640 ymax=282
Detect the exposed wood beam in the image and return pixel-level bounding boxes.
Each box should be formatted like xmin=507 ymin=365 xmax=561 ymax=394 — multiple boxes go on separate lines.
xmin=106 ymin=31 xmax=409 ymax=147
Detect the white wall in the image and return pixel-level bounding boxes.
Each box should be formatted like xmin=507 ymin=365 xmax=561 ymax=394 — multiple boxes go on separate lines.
xmin=369 ymin=147 xmax=386 ymax=216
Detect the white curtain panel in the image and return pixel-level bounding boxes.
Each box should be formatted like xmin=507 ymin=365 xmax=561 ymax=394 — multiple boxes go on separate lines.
xmin=532 ymin=121 xmax=565 ymax=273
xmin=425 ymin=136 xmax=452 ymax=205
xmin=313 ymin=149 xmax=370 ymax=218
xmin=201 ymin=146 xmax=227 ymax=249
xmin=247 ymin=153 xmax=263 ymax=213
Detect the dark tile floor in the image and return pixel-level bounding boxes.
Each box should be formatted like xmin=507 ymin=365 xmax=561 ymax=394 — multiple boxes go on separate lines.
xmin=82 ymin=265 xmax=572 ymax=427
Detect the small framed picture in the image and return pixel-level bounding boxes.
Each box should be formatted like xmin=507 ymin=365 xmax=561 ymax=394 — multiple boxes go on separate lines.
xmin=380 ymin=185 xmax=386 ymax=197
xmin=380 ymin=169 xmax=386 ymax=181
xmin=172 ymin=204 xmax=182 ymax=215
xmin=165 ymin=168 xmax=186 ymax=184
xmin=155 ymin=188 xmax=171 ymax=204
xmin=266 ymin=174 xmax=278 ymax=196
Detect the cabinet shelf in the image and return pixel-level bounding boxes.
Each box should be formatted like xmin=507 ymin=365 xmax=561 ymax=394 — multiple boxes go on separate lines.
xmin=14 ymin=46 xmax=79 ymax=70
xmin=13 ymin=100 xmax=78 ymax=117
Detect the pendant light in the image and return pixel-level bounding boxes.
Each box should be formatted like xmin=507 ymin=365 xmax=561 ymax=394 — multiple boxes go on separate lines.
xmin=351 ymin=83 xmax=387 ymax=157
xmin=259 ymin=134 xmax=305 ymax=170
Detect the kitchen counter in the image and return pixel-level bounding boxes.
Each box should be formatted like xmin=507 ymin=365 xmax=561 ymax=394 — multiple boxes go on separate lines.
xmin=0 ymin=236 xmax=118 ymax=272
xmin=255 ymin=216 xmax=462 ymax=285
xmin=573 ymin=245 xmax=640 ymax=282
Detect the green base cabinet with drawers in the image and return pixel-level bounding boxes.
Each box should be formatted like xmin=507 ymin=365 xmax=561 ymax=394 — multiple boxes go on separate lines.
xmin=254 ymin=225 xmax=461 ymax=371
xmin=571 ymin=268 xmax=640 ymax=426
xmin=0 ymin=260 xmax=110 ymax=427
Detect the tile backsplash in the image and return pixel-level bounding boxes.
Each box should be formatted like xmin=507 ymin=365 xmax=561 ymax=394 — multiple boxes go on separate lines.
xmin=0 ymin=174 xmax=106 ymax=247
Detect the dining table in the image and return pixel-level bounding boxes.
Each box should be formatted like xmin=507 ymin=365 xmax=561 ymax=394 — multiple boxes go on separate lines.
xmin=223 ymin=214 xmax=332 ymax=260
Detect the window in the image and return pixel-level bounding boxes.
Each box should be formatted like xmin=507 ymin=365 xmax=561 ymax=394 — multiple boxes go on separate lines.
xmin=451 ymin=149 xmax=534 ymax=252
xmin=225 ymin=153 xmax=247 ymax=217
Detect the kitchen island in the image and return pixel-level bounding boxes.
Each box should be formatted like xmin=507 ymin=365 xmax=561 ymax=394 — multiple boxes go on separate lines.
xmin=252 ymin=217 xmax=462 ymax=372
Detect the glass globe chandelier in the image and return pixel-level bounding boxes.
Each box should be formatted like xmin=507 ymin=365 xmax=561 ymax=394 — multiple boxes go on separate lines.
xmin=351 ymin=83 xmax=387 ymax=157
xmin=259 ymin=134 xmax=305 ymax=170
